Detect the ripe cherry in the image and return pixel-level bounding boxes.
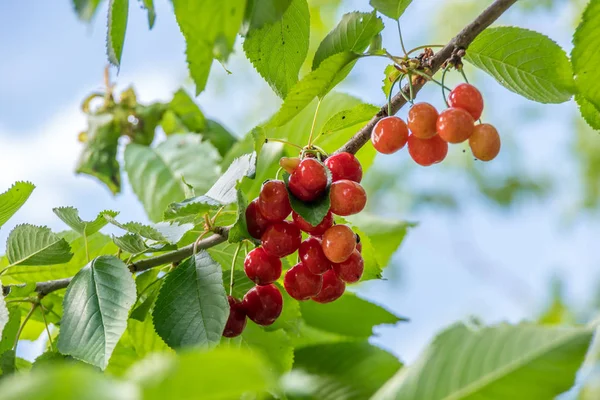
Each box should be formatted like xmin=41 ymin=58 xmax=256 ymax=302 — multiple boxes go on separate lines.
xmin=469 ymin=123 xmax=501 ymax=161
xmin=448 ymin=83 xmax=484 ymax=120
xmin=408 ymin=102 xmax=438 ymax=139
xmin=332 ymin=250 xmax=364 ymax=283
xmin=371 ymin=116 xmax=409 ymax=154
xmin=244 ymin=247 xmax=282 ymax=285
xmin=312 ymin=270 xmax=345 ymax=303
xmin=223 ymin=296 xmax=247 ymax=338
xmin=436 ymin=108 xmax=474 ymax=143
xmin=288 ymin=158 xmax=328 ymax=202
xmin=299 ymin=237 xmax=331 ymax=275
xmin=292 ymin=211 xmax=333 ymax=236
xmin=257 ymin=180 xmax=291 ymax=222
xmin=279 ymin=157 xmax=301 ymax=174
xmin=245 ymin=199 xmax=271 ymax=239
xmin=407 ymin=134 xmax=448 ymax=166
xmin=322 ymin=225 xmax=356 ymax=263
xmin=284 ymin=262 xmax=323 ymax=301
xmin=242 ymin=284 xmax=283 ymax=326
xmin=261 ymin=221 xmax=302 ymax=258
xmin=324 ymin=152 xmax=363 ymax=183
xmin=329 ymin=180 xmax=367 ymax=216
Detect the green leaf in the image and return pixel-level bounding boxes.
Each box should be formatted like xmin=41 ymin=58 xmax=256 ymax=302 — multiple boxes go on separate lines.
xmin=202 ymin=119 xmax=238 ymax=158
xmin=76 ymin=114 xmax=121 ymax=194
xmin=128 ymin=347 xmax=271 ymax=399
xmin=128 ymin=318 xmax=172 ymax=357
xmin=320 ymin=103 xmax=379 ymax=135
xmin=577 ymin=94 xmax=600 ymax=130
xmin=57 ymin=256 xmax=136 ymax=370
xmin=172 ymin=0 xmax=245 ymax=95
xmin=0 ymin=363 xmax=136 ymax=400
xmin=288 ymin=341 xmax=402 ymax=400
xmin=313 ymin=11 xmax=384 ymax=70
xmin=165 ymin=152 xmax=256 ymax=220
xmin=124 ymin=134 xmax=221 ymax=222
xmin=107 ymin=0 xmax=129 ymax=67
xmin=152 ymin=251 xmax=228 ymax=349
xmin=6 ymin=224 xmax=72 ymax=267
xmin=112 ymin=233 xmax=148 ymax=254
xmin=168 ymin=89 xmax=206 ymax=132
xmin=268 ymin=52 xmax=360 ymax=127
xmin=72 ymin=0 xmax=103 ymax=22
xmin=0 ymin=308 xmax=20 ymax=354
xmin=141 ymin=0 xmax=156 ymax=29
xmin=0 ymin=350 xmax=16 ymax=376
xmin=300 ymin=292 xmax=404 ymax=338
xmin=382 ymin=64 xmax=401 ymax=97
xmin=373 ymin=323 xmax=593 ymax=400
xmin=104 ymin=214 xmax=192 ymax=243
xmin=240 ymin=323 xmax=294 ymax=374
xmin=282 ymin=170 xmax=331 ymax=226
xmin=465 ymin=27 xmax=575 ymax=104
xmin=243 ymin=0 xmax=310 ymax=98
xmin=572 ymin=0 xmax=600 ymax=113
xmin=369 ymin=0 xmax=412 ymax=20
xmin=0 ymin=290 xmax=8 ymax=341
xmin=228 ymin=190 xmax=253 ymax=243
xmin=0 ymin=182 xmax=35 ymax=229
xmin=243 ymin=0 xmax=293 ymax=31
xmin=53 ymin=207 xmax=118 ymax=236
xmin=131 ymin=270 xmax=162 ymax=321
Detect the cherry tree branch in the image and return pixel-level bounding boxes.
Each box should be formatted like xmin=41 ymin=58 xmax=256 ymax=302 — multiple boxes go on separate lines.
xmin=1 ymin=0 xmax=516 ymax=298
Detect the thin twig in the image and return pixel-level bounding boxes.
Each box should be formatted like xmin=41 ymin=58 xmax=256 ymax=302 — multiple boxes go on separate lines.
xmin=14 ymin=303 xmax=38 ymax=351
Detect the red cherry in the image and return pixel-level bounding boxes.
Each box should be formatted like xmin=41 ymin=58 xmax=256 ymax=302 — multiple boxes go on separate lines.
xmin=322 ymin=225 xmax=356 ymax=263
xmin=245 ymin=199 xmax=271 ymax=239
xmin=371 ymin=116 xmax=409 ymax=154
xmin=408 ymin=102 xmax=438 ymax=139
xmin=324 ymin=152 xmax=363 ymax=183
xmin=284 ymin=262 xmax=323 ymax=301
xmin=312 ymin=270 xmax=345 ymax=303
xmin=299 ymin=237 xmax=331 ymax=275
xmin=223 ymin=296 xmax=247 ymax=337
xmin=288 ymin=158 xmax=328 ymax=202
xmin=448 ymin=83 xmax=484 ymax=120
xmin=329 ymin=180 xmax=367 ymax=216
xmin=332 ymin=250 xmax=364 ymax=283
xmin=279 ymin=157 xmax=301 ymax=174
xmin=469 ymin=123 xmax=501 ymax=161
xmin=436 ymin=107 xmax=474 ymax=144
xmin=242 ymin=284 xmax=283 ymax=326
xmin=407 ymin=134 xmax=448 ymax=166
xmin=292 ymin=211 xmax=333 ymax=236
xmin=244 ymin=247 xmax=282 ymax=285
xmin=257 ymin=180 xmax=291 ymax=222
xmin=261 ymin=221 xmax=302 ymax=258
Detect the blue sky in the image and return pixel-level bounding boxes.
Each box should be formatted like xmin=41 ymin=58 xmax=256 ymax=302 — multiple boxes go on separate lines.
xmin=1 ymin=0 xmax=597 ymax=364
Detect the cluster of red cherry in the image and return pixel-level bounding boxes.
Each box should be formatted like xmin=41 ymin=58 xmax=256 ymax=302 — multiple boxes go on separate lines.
xmin=371 ymin=83 xmax=501 ymax=165
xmin=223 ymin=152 xmax=367 ymax=338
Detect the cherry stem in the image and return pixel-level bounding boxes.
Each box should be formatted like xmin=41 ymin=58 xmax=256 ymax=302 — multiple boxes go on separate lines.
xmin=265 ymin=138 xmax=303 ymax=150
xmin=39 ymin=302 xmax=55 ymax=352
xmin=407 ymin=73 xmax=415 ymax=105
xmin=229 ymin=243 xmax=242 ymax=296
xmin=441 ymin=66 xmax=450 ymax=107
xmin=405 ymin=44 xmax=445 ymax=55
xmin=459 ymin=67 xmax=470 ymax=84
xmin=307 ymin=99 xmax=322 ymax=147
xmin=397 ymin=20 xmax=408 ymax=56
xmin=275 ymin=167 xmax=283 ymax=180
xmin=14 ymin=302 xmax=38 ymax=352
xmin=388 ymin=74 xmax=404 ymax=116
xmin=411 ymin=69 xmax=452 ymax=91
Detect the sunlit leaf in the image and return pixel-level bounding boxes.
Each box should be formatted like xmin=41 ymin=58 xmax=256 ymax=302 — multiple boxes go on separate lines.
xmin=107 ymin=0 xmax=129 ymax=67
xmin=0 ymin=182 xmax=35 ymax=229
xmin=6 ymin=224 xmax=72 ymax=267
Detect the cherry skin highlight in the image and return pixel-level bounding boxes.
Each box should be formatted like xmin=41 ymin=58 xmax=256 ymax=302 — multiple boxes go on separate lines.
xmin=407 ymin=134 xmax=448 ymax=166
xmin=292 ymin=211 xmax=333 ymax=236
xmin=245 ymin=199 xmax=271 ymax=239
xmin=257 ymin=180 xmax=291 ymax=222
xmin=223 ymin=296 xmax=247 ymax=338
xmin=322 ymin=225 xmax=356 ymax=263
xmin=408 ymin=102 xmax=438 ymax=139
xmin=371 ymin=116 xmax=409 ymax=154
xmin=284 ymin=262 xmax=323 ymax=301
xmin=329 ymin=180 xmax=367 ymax=216
xmin=242 ymin=284 xmax=283 ymax=326
xmin=324 ymin=152 xmax=363 ymax=183
xmin=288 ymin=158 xmax=328 ymax=202
xmin=299 ymin=237 xmax=331 ymax=275
xmin=261 ymin=221 xmax=302 ymax=258
xmin=312 ymin=270 xmax=345 ymax=303
xmin=332 ymin=250 xmax=364 ymax=283
xmin=436 ymin=108 xmax=474 ymax=144
xmin=469 ymin=123 xmax=501 ymax=161
xmin=448 ymin=83 xmax=484 ymax=120
xmin=244 ymin=247 xmax=282 ymax=285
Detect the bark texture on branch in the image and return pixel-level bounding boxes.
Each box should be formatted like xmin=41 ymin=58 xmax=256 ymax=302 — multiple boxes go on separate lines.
xmin=1 ymin=0 xmax=516 ymax=298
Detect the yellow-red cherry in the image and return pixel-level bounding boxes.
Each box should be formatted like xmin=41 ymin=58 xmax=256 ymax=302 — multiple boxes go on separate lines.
xmin=324 ymin=152 xmax=363 ymax=183
xmin=371 ymin=116 xmax=409 ymax=154
xmin=407 ymin=134 xmax=448 ymax=166
xmin=469 ymin=123 xmax=501 ymax=161
xmin=332 ymin=250 xmax=364 ymax=283
xmin=322 ymin=225 xmax=356 ymax=263
xmin=408 ymin=102 xmax=438 ymax=139
xmin=448 ymin=83 xmax=484 ymax=120
xmin=329 ymin=180 xmax=367 ymax=216
xmin=437 ymin=108 xmax=474 ymax=144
